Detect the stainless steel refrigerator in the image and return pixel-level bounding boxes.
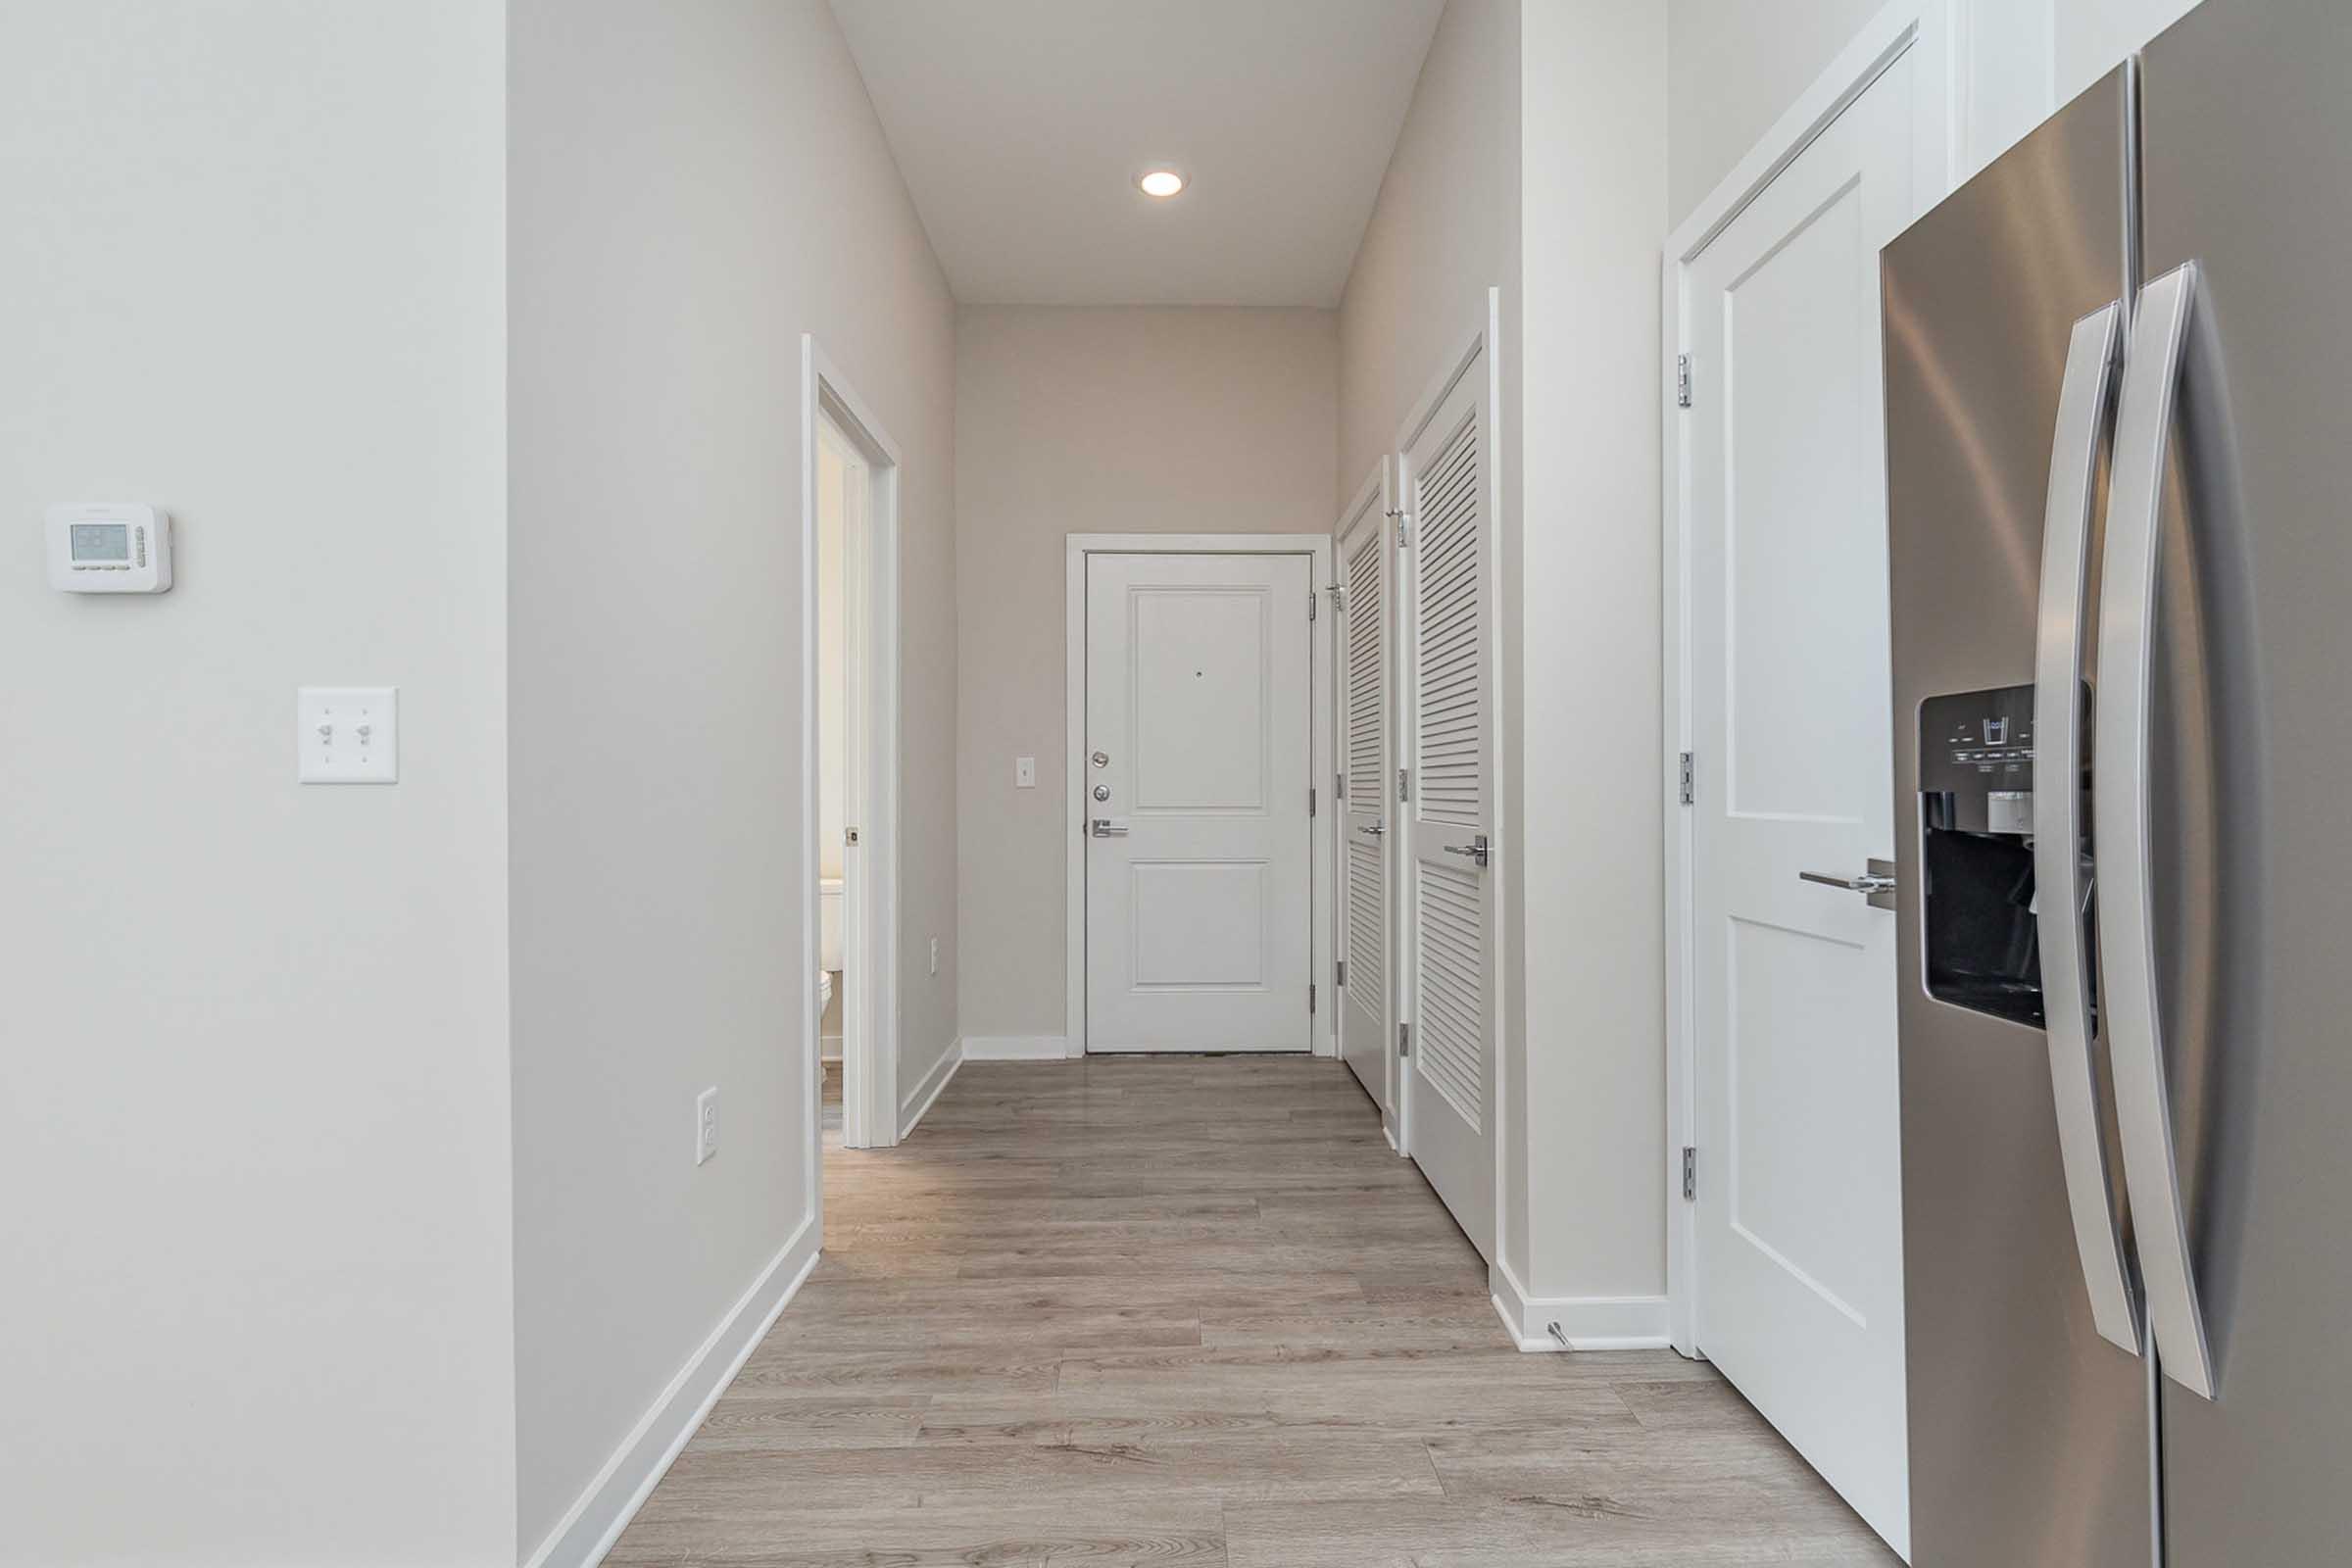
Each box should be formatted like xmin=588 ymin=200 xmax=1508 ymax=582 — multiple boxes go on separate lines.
xmin=1883 ymin=0 xmax=2352 ymax=1563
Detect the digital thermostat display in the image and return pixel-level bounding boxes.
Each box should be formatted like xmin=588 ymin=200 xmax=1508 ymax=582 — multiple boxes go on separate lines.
xmin=70 ymin=522 xmax=131 ymax=563
xmin=47 ymin=503 xmax=172 ymax=593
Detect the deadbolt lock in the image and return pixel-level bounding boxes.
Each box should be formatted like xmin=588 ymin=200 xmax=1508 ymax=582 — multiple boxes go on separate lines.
xmin=1093 ymin=784 xmax=1110 ymax=802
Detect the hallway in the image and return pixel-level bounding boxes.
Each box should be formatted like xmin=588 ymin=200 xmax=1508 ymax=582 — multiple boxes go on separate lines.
xmin=609 ymin=1057 xmax=1894 ymax=1565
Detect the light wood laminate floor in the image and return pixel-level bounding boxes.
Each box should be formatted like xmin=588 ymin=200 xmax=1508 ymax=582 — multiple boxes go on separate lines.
xmin=611 ymin=1056 xmax=1898 ymax=1566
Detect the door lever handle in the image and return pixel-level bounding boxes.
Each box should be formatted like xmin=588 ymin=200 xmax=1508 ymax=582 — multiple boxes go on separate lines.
xmin=1798 ymin=858 xmax=1897 ymax=909
xmin=1354 ymin=820 xmax=1388 ymax=837
xmin=1441 ymin=834 xmax=1490 ymax=866
xmin=1089 ymin=818 xmax=1129 ymax=838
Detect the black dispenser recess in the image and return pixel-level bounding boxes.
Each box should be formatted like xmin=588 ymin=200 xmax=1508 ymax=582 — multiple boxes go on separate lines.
xmin=1919 ymin=684 xmax=2060 ymax=1026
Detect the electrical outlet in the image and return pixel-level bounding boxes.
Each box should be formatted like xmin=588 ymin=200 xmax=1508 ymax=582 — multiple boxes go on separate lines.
xmin=929 ymin=937 xmax=939 ymax=976
xmin=695 ymin=1087 xmax=718 ymax=1165
xmin=1015 ymin=756 xmax=1036 ymax=789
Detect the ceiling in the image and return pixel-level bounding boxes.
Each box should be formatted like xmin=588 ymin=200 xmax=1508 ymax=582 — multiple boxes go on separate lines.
xmin=829 ymin=0 xmax=1447 ymax=308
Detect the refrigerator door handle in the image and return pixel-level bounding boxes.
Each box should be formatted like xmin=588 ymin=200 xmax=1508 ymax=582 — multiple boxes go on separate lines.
xmin=2034 ymin=299 xmax=2141 ymax=1356
xmin=2095 ymin=260 xmax=2218 ymax=1399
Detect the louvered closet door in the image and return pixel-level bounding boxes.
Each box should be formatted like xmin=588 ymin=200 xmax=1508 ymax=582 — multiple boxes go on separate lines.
xmin=1336 ymin=486 xmax=1394 ymax=1121
xmin=1401 ymin=347 xmax=1496 ymax=1259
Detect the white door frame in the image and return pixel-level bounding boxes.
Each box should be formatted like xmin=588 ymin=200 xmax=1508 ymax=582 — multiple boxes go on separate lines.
xmin=1659 ymin=0 xmax=1961 ymax=1357
xmin=1391 ymin=294 xmax=1507 ymax=1241
xmin=1063 ymin=533 xmax=1337 ymax=1059
xmin=802 ymin=335 xmax=902 ymax=1152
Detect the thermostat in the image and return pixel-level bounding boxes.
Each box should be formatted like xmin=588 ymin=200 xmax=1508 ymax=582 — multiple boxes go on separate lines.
xmin=48 ymin=503 xmax=172 ymax=593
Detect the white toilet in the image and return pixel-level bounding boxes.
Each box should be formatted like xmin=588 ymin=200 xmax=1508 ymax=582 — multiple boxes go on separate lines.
xmin=818 ymin=876 xmax=845 ymax=972
xmin=817 ymin=877 xmax=844 ymax=1022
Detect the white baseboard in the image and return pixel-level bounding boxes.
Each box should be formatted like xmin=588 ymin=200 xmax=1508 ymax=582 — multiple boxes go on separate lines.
xmin=896 ymin=1037 xmax=962 ymax=1139
xmin=1490 ymin=1256 xmax=1670 ymax=1352
xmin=959 ymin=1034 xmax=1071 ymax=1061
xmin=522 ymin=1212 xmax=821 ymax=1568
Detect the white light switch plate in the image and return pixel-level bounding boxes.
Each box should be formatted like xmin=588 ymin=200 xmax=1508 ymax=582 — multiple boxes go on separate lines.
xmin=299 ymin=688 xmax=398 ymax=784
xmin=695 ymin=1087 xmax=718 ymax=1165
xmin=1015 ymin=756 xmax=1036 ymax=789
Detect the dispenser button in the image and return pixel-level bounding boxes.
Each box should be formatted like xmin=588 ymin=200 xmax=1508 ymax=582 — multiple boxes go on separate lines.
xmin=1987 ymin=790 xmax=2033 ymax=835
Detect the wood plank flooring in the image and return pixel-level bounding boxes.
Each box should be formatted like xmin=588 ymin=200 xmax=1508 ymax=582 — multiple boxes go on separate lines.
xmin=609 ymin=1056 xmax=1897 ymax=1567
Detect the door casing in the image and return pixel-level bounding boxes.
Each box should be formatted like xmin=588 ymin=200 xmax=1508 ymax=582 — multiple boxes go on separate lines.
xmin=801 ymin=335 xmax=904 ymax=1154
xmin=1062 ymin=533 xmax=1336 ymax=1059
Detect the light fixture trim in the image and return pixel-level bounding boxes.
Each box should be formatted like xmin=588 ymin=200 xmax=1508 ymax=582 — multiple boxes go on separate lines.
xmin=1137 ymin=167 xmax=1188 ymax=199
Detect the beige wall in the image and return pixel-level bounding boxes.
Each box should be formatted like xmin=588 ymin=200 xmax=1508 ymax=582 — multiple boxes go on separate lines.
xmin=0 ymin=4 xmax=515 ymax=1561
xmin=1514 ymin=0 xmax=1669 ymax=1305
xmin=955 ymin=306 xmax=1338 ymax=1043
xmin=1337 ymin=0 xmax=1525 ymax=1260
xmin=1666 ymin=0 xmax=1886 ymax=231
xmin=1337 ymin=0 xmax=1522 ymax=501
xmin=508 ymin=0 xmax=956 ymax=1553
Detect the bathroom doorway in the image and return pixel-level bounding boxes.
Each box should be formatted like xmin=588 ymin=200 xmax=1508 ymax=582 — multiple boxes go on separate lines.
xmin=804 ymin=337 xmax=903 ymax=1152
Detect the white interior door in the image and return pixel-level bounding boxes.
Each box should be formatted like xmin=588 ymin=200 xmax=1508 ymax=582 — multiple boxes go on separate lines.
xmin=1685 ymin=47 xmax=1915 ymax=1555
xmin=1336 ymin=488 xmax=1394 ymax=1118
xmin=1084 ymin=553 xmax=1313 ymax=1053
xmin=1400 ymin=345 xmax=1497 ymax=1259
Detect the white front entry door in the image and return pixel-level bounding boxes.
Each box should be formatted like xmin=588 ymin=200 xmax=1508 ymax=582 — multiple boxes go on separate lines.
xmin=1400 ymin=340 xmax=1497 ymax=1260
xmin=1084 ymin=553 xmax=1313 ymax=1053
xmin=1685 ymin=46 xmax=1915 ymax=1555
xmin=1336 ymin=486 xmax=1395 ymax=1118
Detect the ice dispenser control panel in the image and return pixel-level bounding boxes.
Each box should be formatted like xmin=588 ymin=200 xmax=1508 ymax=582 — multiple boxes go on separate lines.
xmin=1919 ymin=683 xmax=2052 ymax=1027
xmin=1919 ymin=685 xmax=2035 ymax=834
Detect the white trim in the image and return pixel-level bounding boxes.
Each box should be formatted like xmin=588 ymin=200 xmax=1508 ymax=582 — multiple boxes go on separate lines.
xmin=802 ymin=335 xmax=904 ymax=1152
xmin=521 ymin=1215 xmax=821 ymax=1568
xmin=1660 ymin=0 xmax=1962 ymax=1359
xmin=896 ymin=1038 xmax=962 ymax=1140
xmin=1061 ymin=532 xmax=1338 ymax=1058
xmin=961 ymin=1034 xmax=1075 ymax=1061
xmin=1489 ymin=1257 xmax=1670 ymax=1353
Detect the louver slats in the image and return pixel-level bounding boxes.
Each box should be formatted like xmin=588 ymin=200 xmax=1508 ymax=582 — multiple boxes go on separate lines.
xmin=1416 ymin=861 xmax=1483 ymax=1127
xmin=1346 ymin=531 xmax=1383 ymax=805
xmin=1415 ymin=410 xmax=1484 ymax=829
xmin=1348 ymin=835 xmax=1384 ymax=1007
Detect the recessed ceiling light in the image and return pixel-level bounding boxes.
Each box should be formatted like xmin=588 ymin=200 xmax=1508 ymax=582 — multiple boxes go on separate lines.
xmin=1138 ymin=169 xmax=1187 ymax=199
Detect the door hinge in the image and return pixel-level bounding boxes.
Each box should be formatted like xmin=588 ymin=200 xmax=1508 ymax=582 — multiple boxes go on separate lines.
xmin=1397 ymin=766 xmax=1411 ymax=804
xmin=1328 ymin=584 xmax=1345 ymax=613
xmin=1682 ymin=1146 xmax=1697 ymax=1201
xmin=1398 ymin=1021 xmax=1412 ymax=1057
xmin=1675 ymin=353 xmax=1693 ymax=409
xmin=1308 ymin=591 xmax=1318 ymax=622
xmin=1394 ymin=512 xmax=1412 ymax=549
xmin=1309 ymin=983 xmax=1317 ymax=1014
xmin=1678 ymin=752 xmax=1694 ymax=806
xmin=1336 ymin=770 xmax=1346 ymax=801
xmin=1336 ymin=958 xmax=1347 ymax=989
xmin=1309 ymin=786 xmax=1318 ymax=818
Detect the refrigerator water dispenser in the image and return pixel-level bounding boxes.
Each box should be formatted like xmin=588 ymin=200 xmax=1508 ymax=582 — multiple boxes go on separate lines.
xmin=1919 ymin=684 xmax=2065 ymax=1026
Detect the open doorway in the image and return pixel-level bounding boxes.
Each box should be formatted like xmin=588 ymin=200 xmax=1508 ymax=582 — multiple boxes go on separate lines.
xmin=803 ymin=337 xmax=902 ymax=1153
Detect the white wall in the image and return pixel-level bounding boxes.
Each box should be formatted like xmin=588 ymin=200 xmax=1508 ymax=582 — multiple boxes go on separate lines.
xmin=955 ymin=306 xmax=1338 ymax=1042
xmin=0 ymin=4 xmax=516 ymax=1563
xmin=1666 ymin=0 xmax=1886 ymax=230
xmin=1509 ymin=0 xmax=1670 ymax=1309
xmin=507 ymin=0 xmax=956 ymax=1555
xmin=2057 ymin=0 xmax=2201 ymax=98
